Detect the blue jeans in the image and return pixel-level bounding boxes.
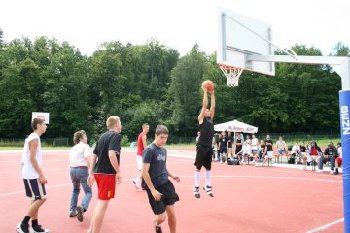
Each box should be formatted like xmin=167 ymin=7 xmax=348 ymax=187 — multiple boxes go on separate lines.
xmin=69 ymin=167 xmax=92 ymax=212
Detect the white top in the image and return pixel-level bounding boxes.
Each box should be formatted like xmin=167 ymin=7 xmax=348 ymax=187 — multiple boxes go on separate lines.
xmin=338 ymin=147 xmax=342 ymax=158
xmin=69 ymin=142 xmax=91 ymax=167
xmin=21 ymin=132 xmax=42 ymax=179
xmin=251 ymin=138 xmax=259 ymax=150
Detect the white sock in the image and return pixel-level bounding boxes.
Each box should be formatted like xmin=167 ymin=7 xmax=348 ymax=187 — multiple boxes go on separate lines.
xmin=195 ymin=171 xmax=200 ymax=187
xmin=205 ymin=170 xmax=212 ymax=187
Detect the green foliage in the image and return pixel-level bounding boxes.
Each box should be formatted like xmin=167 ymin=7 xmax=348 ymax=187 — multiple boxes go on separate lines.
xmin=0 ymin=34 xmax=348 ymax=141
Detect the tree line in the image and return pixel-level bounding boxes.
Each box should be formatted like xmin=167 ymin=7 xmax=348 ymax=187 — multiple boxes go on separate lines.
xmin=0 ymin=30 xmax=348 ymax=144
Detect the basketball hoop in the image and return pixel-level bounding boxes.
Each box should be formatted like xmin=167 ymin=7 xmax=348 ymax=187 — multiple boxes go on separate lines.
xmin=219 ymin=64 xmax=244 ymax=87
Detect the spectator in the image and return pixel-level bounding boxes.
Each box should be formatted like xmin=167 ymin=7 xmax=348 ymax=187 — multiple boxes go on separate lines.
xmin=324 ymin=142 xmax=338 ymax=174
xmin=255 ymin=139 xmax=265 ymax=166
xmin=227 ymin=132 xmax=234 ymax=160
xmin=334 ymin=142 xmax=342 ymax=175
xmin=234 ymin=133 xmax=243 ymax=156
xmin=251 ymin=134 xmax=259 ymax=164
xmin=237 ymin=142 xmax=251 ymax=164
xmin=276 ymin=136 xmax=287 ymax=163
xmin=290 ymin=143 xmax=300 ymax=164
xmin=307 ymin=141 xmax=323 ymax=173
xmin=218 ymin=131 xmax=228 ymax=163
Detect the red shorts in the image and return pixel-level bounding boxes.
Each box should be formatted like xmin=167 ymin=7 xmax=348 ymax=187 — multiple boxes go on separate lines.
xmin=336 ymin=157 xmax=342 ymax=166
xmin=94 ymin=174 xmax=116 ymax=200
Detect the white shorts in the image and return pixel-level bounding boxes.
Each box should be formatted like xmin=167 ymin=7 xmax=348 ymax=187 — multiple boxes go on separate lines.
xmin=266 ymin=151 xmax=273 ymax=158
xmin=136 ymin=155 xmax=143 ymax=171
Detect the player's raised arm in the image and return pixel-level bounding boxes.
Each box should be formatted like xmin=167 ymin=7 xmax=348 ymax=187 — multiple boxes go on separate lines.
xmin=210 ymin=90 xmax=215 ymax=120
xmin=198 ymin=86 xmax=208 ymax=124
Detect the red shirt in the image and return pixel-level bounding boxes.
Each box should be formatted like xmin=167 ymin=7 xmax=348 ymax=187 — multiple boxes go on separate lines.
xmin=137 ymin=132 xmax=146 ymax=156
xmin=311 ymin=147 xmax=318 ymax=155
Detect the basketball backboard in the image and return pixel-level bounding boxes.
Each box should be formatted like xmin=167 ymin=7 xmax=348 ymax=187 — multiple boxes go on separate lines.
xmin=217 ymin=8 xmax=275 ymax=76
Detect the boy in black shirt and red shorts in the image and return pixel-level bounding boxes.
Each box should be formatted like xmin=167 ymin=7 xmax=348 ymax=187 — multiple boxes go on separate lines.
xmin=87 ymin=116 xmax=122 ymax=233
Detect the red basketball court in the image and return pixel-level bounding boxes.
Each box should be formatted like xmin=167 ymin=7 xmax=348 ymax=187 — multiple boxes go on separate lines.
xmin=0 ymin=148 xmax=343 ymax=232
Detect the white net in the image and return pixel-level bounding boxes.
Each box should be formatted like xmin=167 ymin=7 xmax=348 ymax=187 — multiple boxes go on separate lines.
xmin=219 ymin=64 xmax=244 ymax=87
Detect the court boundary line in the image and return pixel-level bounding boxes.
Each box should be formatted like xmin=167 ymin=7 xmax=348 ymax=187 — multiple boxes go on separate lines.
xmin=306 ymin=218 xmax=344 ymax=233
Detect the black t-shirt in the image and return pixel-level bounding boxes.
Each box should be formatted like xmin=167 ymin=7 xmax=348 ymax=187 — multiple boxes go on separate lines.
xmin=265 ymin=139 xmax=273 ymax=151
xmin=235 ymin=139 xmax=242 ymax=151
xmin=143 ymin=143 xmax=168 ymax=187
xmin=93 ymin=131 xmax=121 ymax=175
xmin=198 ymin=117 xmax=214 ymax=147
xmin=219 ymin=137 xmax=227 ymax=149
xmin=324 ymin=147 xmax=337 ymax=156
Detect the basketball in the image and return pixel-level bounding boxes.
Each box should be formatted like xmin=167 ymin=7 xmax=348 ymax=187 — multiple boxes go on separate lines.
xmin=202 ymin=80 xmax=214 ymax=92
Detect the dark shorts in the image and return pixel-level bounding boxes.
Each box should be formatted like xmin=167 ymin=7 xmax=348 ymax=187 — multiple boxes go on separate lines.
xmin=235 ymin=146 xmax=242 ymax=154
xmin=23 ymin=179 xmax=47 ymax=200
xmin=95 ymin=174 xmax=116 ymax=200
xmin=146 ymin=180 xmax=179 ymax=215
xmin=194 ymin=145 xmax=213 ymax=170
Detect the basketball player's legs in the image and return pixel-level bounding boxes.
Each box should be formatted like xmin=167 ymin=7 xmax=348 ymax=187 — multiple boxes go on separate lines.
xmin=88 ymin=175 xmax=116 ymax=233
xmin=194 ymin=146 xmax=204 ymax=198
xmin=88 ymin=200 xmax=110 ymax=233
xmin=166 ymin=205 xmax=177 ymax=233
xmin=203 ymin=150 xmax=214 ymax=197
xmin=133 ymin=155 xmax=143 ymax=189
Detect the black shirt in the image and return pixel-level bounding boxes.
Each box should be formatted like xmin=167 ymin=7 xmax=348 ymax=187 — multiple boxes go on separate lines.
xmin=93 ymin=131 xmax=121 ymax=174
xmin=198 ymin=117 xmax=214 ymax=147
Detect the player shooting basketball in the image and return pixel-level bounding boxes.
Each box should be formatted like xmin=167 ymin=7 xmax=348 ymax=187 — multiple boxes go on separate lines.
xmin=193 ymin=81 xmax=215 ymax=198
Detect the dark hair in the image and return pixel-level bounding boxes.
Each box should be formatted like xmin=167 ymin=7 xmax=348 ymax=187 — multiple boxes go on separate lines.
xmin=155 ymin=125 xmax=168 ymax=135
xmin=31 ymin=118 xmax=45 ymax=130
xmin=73 ymin=130 xmax=86 ymax=144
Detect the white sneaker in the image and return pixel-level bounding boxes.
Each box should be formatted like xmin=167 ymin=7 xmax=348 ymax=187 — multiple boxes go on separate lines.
xmin=330 ymin=170 xmax=334 ymax=174
xmin=133 ymin=178 xmax=142 ymax=189
xmin=255 ymin=163 xmax=259 ymax=167
xmin=316 ymin=170 xmax=323 ymax=173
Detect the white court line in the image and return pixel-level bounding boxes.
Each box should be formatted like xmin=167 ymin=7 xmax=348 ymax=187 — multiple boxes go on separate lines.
xmin=306 ymin=218 xmax=344 ymax=233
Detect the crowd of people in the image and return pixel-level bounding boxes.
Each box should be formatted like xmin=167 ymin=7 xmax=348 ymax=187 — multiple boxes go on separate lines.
xmin=209 ymin=132 xmax=342 ymax=175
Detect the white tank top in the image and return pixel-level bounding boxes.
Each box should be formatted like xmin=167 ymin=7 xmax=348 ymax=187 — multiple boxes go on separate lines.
xmin=21 ymin=132 xmax=42 ymax=179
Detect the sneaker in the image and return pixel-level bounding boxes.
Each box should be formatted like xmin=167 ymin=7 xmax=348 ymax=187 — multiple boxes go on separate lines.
xmin=155 ymin=225 xmax=162 ymax=233
xmin=16 ymin=223 xmax=29 ymax=233
xmin=203 ymin=185 xmax=214 ymax=197
xmin=334 ymin=169 xmax=339 ymax=175
xmin=30 ymin=224 xmax=50 ymax=233
xmin=133 ymin=178 xmax=142 ymax=189
xmin=316 ymin=170 xmax=323 ymax=173
xmin=77 ymin=206 xmax=84 ymax=222
xmin=194 ymin=186 xmax=200 ymax=198
xmin=255 ymin=163 xmax=259 ymax=167
xmin=330 ymin=170 xmax=334 ymax=175
xmin=69 ymin=211 xmax=77 ymax=217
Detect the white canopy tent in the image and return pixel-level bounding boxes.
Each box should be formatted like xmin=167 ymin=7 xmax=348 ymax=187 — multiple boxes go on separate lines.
xmin=214 ymin=119 xmax=258 ymax=134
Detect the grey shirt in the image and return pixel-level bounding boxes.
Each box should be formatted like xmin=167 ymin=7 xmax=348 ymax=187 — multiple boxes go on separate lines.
xmin=143 ymin=143 xmax=168 ymax=187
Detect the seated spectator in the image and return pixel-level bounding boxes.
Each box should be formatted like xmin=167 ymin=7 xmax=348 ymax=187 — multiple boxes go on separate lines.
xmin=289 ymin=143 xmax=300 ymax=164
xmin=334 ymin=142 xmax=342 ymax=175
xmin=251 ymin=134 xmax=259 ymax=164
xmin=236 ymin=142 xmax=251 ymax=164
xmin=255 ymin=139 xmax=265 ymax=166
xmin=323 ymin=142 xmax=338 ymax=174
xmin=308 ymin=141 xmax=323 ymax=173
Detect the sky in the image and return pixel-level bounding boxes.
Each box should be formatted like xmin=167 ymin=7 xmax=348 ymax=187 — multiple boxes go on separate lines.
xmin=1 ymin=0 xmax=349 ymax=56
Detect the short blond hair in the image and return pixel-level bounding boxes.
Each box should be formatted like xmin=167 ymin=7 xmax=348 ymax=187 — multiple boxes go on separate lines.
xmin=106 ymin=116 xmax=120 ymax=129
